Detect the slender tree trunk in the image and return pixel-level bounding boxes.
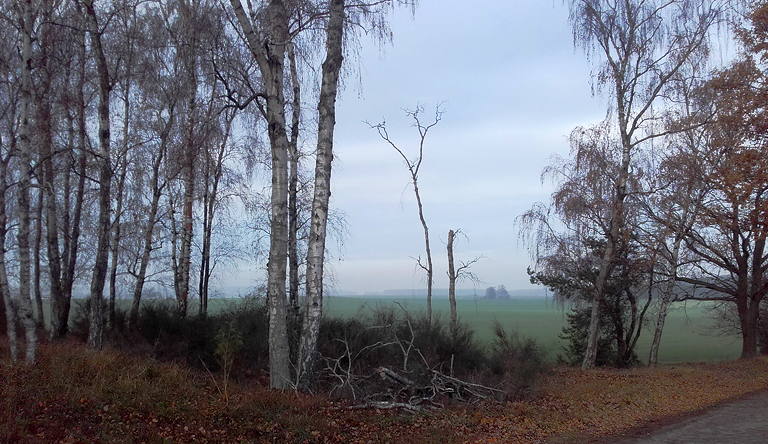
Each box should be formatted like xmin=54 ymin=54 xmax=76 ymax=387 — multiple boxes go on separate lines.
xmin=649 ymin=237 xmax=682 ymax=366
xmin=583 ymin=127 xmax=630 ymax=370
xmin=36 ymin=0 xmax=59 ymax=335
xmin=33 ymin=187 xmax=44 ymax=329
xmin=287 ymin=43 xmax=301 ymax=326
xmin=198 ymin=111 xmax=232 ymax=317
xmin=109 ymin=158 xmax=128 ymax=329
xmin=129 ymin=122 xmax=169 ymax=327
xmin=447 ymin=229 xmax=457 ymax=338
xmin=178 ymin=118 xmax=196 ymax=317
xmin=199 ymin=171 xmax=210 ymax=317
xmin=298 ymin=0 xmax=345 ymax=391
xmin=16 ymin=0 xmax=38 ymax=364
xmin=84 ymin=0 xmax=112 ymax=351
xmin=230 ymin=0 xmax=292 ymax=389
xmin=413 ymin=181 xmax=433 ymax=324
xmin=0 ymin=154 xmax=18 ymax=361
xmin=51 ymin=26 xmax=87 ymax=341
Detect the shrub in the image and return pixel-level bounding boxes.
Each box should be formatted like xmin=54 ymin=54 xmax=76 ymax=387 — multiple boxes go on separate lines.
xmin=558 ymin=306 xmax=639 ymax=367
xmin=71 ymin=297 xmax=270 ymax=380
xmin=489 ymin=320 xmax=549 ymax=400
xmin=316 ymin=305 xmax=546 ymax=401
xmin=70 ymin=297 xmax=129 ymax=342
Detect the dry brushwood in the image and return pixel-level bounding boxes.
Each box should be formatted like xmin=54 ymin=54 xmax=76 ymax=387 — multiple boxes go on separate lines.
xmin=320 ymin=308 xmax=507 ymax=412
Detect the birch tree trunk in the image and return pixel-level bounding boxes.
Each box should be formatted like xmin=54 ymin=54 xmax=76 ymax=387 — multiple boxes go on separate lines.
xmin=109 ymin=154 xmax=128 ymax=329
xmin=230 ymin=0 xmax=292 ymax=389
xmin=199 ymin=110 xmax=233 ymax=317
xmin=0 ymin=151 xmax=18 ymax=361
xmin=51 ymin=24 xmax=88 ymax=340
xmin=129 ymin=113 xmax=171 ymax=327
xmin=649 ymin=236 xmax=682 ymax=366
xmin=33 ymin=188 xmax=44 ymax=329
xmin=84 ymin=0 xmax=112 ymax=351
xmin=110 ymin=54 xmax=133 ymax=328
xmin=177 ymin=77 xmax=197 ymax=317
xmin=287 ymin=43 xmax=302 ymax=326
xmin=37 ymin=3 xmax=60 ymax=336
xmin=16 ymin=0 xmax=38 ymax=364
xmin=298 ymin=0 xmax=345 ymax=391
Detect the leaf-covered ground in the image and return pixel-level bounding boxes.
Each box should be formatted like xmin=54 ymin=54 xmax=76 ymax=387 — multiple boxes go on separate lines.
xmin=1 ymin=340 xmax=767 ymax=443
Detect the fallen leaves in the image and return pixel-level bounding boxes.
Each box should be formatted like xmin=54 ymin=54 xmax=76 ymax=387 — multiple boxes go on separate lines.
xmin=1 ymin=339 xmax=767 ymax=443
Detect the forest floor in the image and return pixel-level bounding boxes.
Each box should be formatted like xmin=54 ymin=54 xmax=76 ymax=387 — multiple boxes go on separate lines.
xmin=1 ymin=339 xmax=767 ymax=444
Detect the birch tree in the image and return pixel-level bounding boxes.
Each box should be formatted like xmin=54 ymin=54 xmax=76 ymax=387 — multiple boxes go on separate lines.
xmin=49 ymin=4 xmax=89 ymax=341
xmin=15 ymin=0 xmax=39 ymax=363
xmin=639 ymin=79 xmax=711 ymax=366
xmin=83 ymin=0 xmax=114 ymax=351
xmin=566 ymin=0 xmax=728 ymax=369
xmin=297 ymin=0 xmax=346 ymax=391
xmin=229 ymin=0 xmax=293 ymax=389
xmin=0 ymin=18 xmax=20 ymax=355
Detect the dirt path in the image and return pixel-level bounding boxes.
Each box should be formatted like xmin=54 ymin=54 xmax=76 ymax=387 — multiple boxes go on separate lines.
xmin=615 ymin=390 xmax=768 ymax=443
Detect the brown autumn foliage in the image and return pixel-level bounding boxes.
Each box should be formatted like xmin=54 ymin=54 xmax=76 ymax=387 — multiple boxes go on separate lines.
xmin=2 ymin=339 xmax=767 ymax=444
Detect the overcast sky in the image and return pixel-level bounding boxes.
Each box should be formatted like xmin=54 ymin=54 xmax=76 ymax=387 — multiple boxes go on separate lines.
xmin=319 ymin=0 xmax=609 ymax=294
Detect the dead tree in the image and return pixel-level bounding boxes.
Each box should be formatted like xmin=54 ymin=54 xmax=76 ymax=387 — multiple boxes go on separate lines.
xmin=370 ymin=104 xmax=443 ymax=324
xmin=446 ymin=229 xmax=482 ymax=338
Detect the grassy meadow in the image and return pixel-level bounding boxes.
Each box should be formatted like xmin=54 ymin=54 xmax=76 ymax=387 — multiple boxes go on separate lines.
xmin=52 ymin=294 xmax=741 ymax=364
xmin=322 ymin=296 xmax=741 ymax=364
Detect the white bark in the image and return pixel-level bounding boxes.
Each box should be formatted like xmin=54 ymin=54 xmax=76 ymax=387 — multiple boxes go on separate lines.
xmin=83 ymin=0 xmax=112 ymax=351
xmin=230 ymin=0 xmax=292 ymax=389
xmin=298 ymin=0 xmax=345 ymax=391
xmin=568 ymin=0 xmax=721 ymax=369
xmin=287 ymin=43 xmax=301 ymax=325
xmin=0 ymin=154 xmax=18 ymax=361
xmin=649 ymin=236 xmax=681 ymax=366
xmin=16 ymin=0 xmax=38 ymax=364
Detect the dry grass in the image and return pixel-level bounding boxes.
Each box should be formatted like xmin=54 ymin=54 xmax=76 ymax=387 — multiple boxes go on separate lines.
xmin=1 ymin=339 xmax=767 ymax=443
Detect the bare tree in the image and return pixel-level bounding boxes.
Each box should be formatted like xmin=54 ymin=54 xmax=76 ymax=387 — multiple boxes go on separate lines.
xmin=566 ymin=0 xmax=727 ymax=369
xmin=14 ymin=0 xmax=39 ymax=363
xmin=298 ymin=0 xmax=347 ymax=391
xmin=638 ymin=77 xmax=711 ymax=366
xmin=370 ymin=104 xmax=442 ymax=324
xmin=82 ymin=0 xmax=114 ymax=351
xmin=446 ymin=229 xmax=481 ymax=338
xmin=49 ymin=6 xmax=89 ymax=341
xmin=229 ymin=0 xmax=293 ymax=389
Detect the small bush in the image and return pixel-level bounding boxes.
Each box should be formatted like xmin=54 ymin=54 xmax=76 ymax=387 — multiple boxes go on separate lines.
xmin=71 ymin=297 xmax=269 ymax=381
xmin=557 ymin=306 xmax=639 ymax=368
xmin=70 ymin=297 xmax=129 ymax=342
xmin=489 ymin=320 xmax=549 ymax=400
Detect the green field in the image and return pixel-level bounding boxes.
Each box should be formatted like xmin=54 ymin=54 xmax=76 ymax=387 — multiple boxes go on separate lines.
xmin=323 ymin=296 xmax=741 ymax=364
xmin=50 ymin=295 xmax=740 ymax=364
